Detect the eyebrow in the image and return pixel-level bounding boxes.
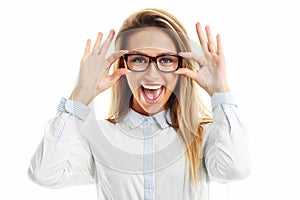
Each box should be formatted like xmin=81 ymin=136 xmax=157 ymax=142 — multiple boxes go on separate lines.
xmin=128 ymin=50 xmax=177 ymax=56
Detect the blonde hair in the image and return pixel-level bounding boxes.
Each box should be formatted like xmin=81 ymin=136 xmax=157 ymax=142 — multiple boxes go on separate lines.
xmin=108 ymin=8 xmax=212 ymax=188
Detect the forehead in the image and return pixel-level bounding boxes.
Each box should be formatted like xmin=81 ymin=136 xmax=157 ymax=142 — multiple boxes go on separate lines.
xmin=126 ymin=28 xmax=177 ymax=53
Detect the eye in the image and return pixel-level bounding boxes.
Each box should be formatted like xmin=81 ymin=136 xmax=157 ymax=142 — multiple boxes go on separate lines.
xmin=159 ymin=56 xmax=176 ymax=65
xmin=129 ymin=55 xmax=147 ymax=64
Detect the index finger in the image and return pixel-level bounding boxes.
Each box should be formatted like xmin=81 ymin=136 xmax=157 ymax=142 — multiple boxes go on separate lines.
xmin=174 ymin=67 xmax=198 ymax=81
xmin=106 ymin=50 xmax=129 ymax=66
xmin=178 ymin=52 xmax=205 ymax=66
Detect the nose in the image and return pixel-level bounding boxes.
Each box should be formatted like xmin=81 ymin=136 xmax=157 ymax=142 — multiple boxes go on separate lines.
xmin=146 ymin=61 xmax=160 ymax=77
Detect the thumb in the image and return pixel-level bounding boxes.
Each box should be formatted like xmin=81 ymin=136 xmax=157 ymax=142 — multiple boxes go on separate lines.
xmin=110 ymin=68 xmax=131 ymax=83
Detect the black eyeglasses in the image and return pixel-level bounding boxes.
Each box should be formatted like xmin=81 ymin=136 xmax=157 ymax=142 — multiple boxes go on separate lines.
xmin=123 ymin=53 xmax=182 ymax=72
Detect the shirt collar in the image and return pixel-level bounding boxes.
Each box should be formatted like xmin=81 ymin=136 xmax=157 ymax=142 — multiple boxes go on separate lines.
xmin=123 ymin=108 xmax=171 ymax=129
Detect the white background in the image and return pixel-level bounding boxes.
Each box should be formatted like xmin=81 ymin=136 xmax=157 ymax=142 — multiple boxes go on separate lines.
xmin=1 ymin=0 xmax=300 ymax=199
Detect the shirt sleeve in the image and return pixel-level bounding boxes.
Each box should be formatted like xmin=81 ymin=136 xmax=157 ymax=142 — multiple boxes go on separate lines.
xmin=203 ymin=93 xmax=252 ymax=183
xmin=28 ymin=98 xmax=95 ymax=188
xmin=57 ymin=97 xmax=91 ymax=121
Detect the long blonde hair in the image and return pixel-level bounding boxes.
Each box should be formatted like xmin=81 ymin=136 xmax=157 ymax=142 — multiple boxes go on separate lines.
xmin=108 ymin=8 xmax=212 ymax=188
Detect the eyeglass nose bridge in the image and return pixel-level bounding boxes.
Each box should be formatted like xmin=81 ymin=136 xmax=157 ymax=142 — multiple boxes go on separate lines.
xmin=147 ymin=56 xmax=160 ymax=69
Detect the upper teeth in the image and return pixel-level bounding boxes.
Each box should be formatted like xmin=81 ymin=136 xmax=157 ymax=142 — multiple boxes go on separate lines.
xmin=142 ymin=84 xmax=162 ymax=90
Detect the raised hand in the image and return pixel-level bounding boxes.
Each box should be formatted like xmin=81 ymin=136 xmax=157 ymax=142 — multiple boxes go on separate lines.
xmin=175 ymin=22 xmax=230 ymax=96
xmin=70 ymin=30 xmax=129 ymax=105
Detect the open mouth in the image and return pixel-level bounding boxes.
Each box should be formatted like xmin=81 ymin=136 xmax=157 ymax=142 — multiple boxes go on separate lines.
xmin=141 ymin=83 xmax=164 ymax=103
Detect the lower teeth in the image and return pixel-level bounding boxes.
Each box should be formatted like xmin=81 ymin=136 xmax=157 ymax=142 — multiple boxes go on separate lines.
xmin=143 ymin=87 xmax=162 ymax=100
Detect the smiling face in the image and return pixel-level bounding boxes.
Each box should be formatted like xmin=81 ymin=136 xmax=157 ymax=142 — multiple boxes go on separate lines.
xmin=125 ymin=28 xmax=179 ymax=115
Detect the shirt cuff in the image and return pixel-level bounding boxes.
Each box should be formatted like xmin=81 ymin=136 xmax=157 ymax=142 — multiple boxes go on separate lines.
xmin=57 ymin=97 xmax=91 ymax=121
xmin=211 ymin=92 xmax=237 ymax=111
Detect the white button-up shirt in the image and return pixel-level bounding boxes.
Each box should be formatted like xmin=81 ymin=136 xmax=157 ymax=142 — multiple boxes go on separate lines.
xmin=28 ymin=93 xmax=251 ymax=200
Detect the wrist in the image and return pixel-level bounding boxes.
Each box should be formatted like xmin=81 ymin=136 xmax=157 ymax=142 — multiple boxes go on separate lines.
xmin=69 ymin=87 xmax=96 ymax=105
xmin=209 ymin=84 xmax=231 ymax=96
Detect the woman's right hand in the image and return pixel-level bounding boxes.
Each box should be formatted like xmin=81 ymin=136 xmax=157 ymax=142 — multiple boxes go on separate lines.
xmin=69 ymin=30 xmax=129 ymax=105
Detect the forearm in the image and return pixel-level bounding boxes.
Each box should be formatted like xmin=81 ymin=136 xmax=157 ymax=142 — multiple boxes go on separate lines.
xmin=204 ymin=93 xmax=252 ymax=182
xmin=28 ymin=100 xmax=94 ymax=188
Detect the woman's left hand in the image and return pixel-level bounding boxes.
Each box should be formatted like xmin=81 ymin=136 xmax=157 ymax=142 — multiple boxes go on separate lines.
xmin=175 ymin=22 xmax=230 ymax=96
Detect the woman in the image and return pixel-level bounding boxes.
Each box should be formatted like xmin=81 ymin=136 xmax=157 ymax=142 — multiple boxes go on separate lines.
xmin=28 ymin=8 xmax=251 ymax=200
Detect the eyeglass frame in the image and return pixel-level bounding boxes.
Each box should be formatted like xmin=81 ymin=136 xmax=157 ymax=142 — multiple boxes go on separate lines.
xmin=122 ymin=53 xmax=183 ymax=72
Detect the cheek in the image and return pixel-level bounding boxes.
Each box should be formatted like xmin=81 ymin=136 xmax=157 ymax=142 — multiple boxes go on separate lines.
xmin=165 ymin=75 xmax=179 ymax=91
xmin=126 ymin=74 xmax=140 ymax=93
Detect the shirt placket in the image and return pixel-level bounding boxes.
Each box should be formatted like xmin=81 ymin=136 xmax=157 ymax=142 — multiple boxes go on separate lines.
xmin=143 ymin=118 xmax=155 ymax=200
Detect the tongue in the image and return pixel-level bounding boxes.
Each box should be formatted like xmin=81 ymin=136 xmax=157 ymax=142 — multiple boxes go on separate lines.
xmin=143 ymin=87 xmax=162 ymax=100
